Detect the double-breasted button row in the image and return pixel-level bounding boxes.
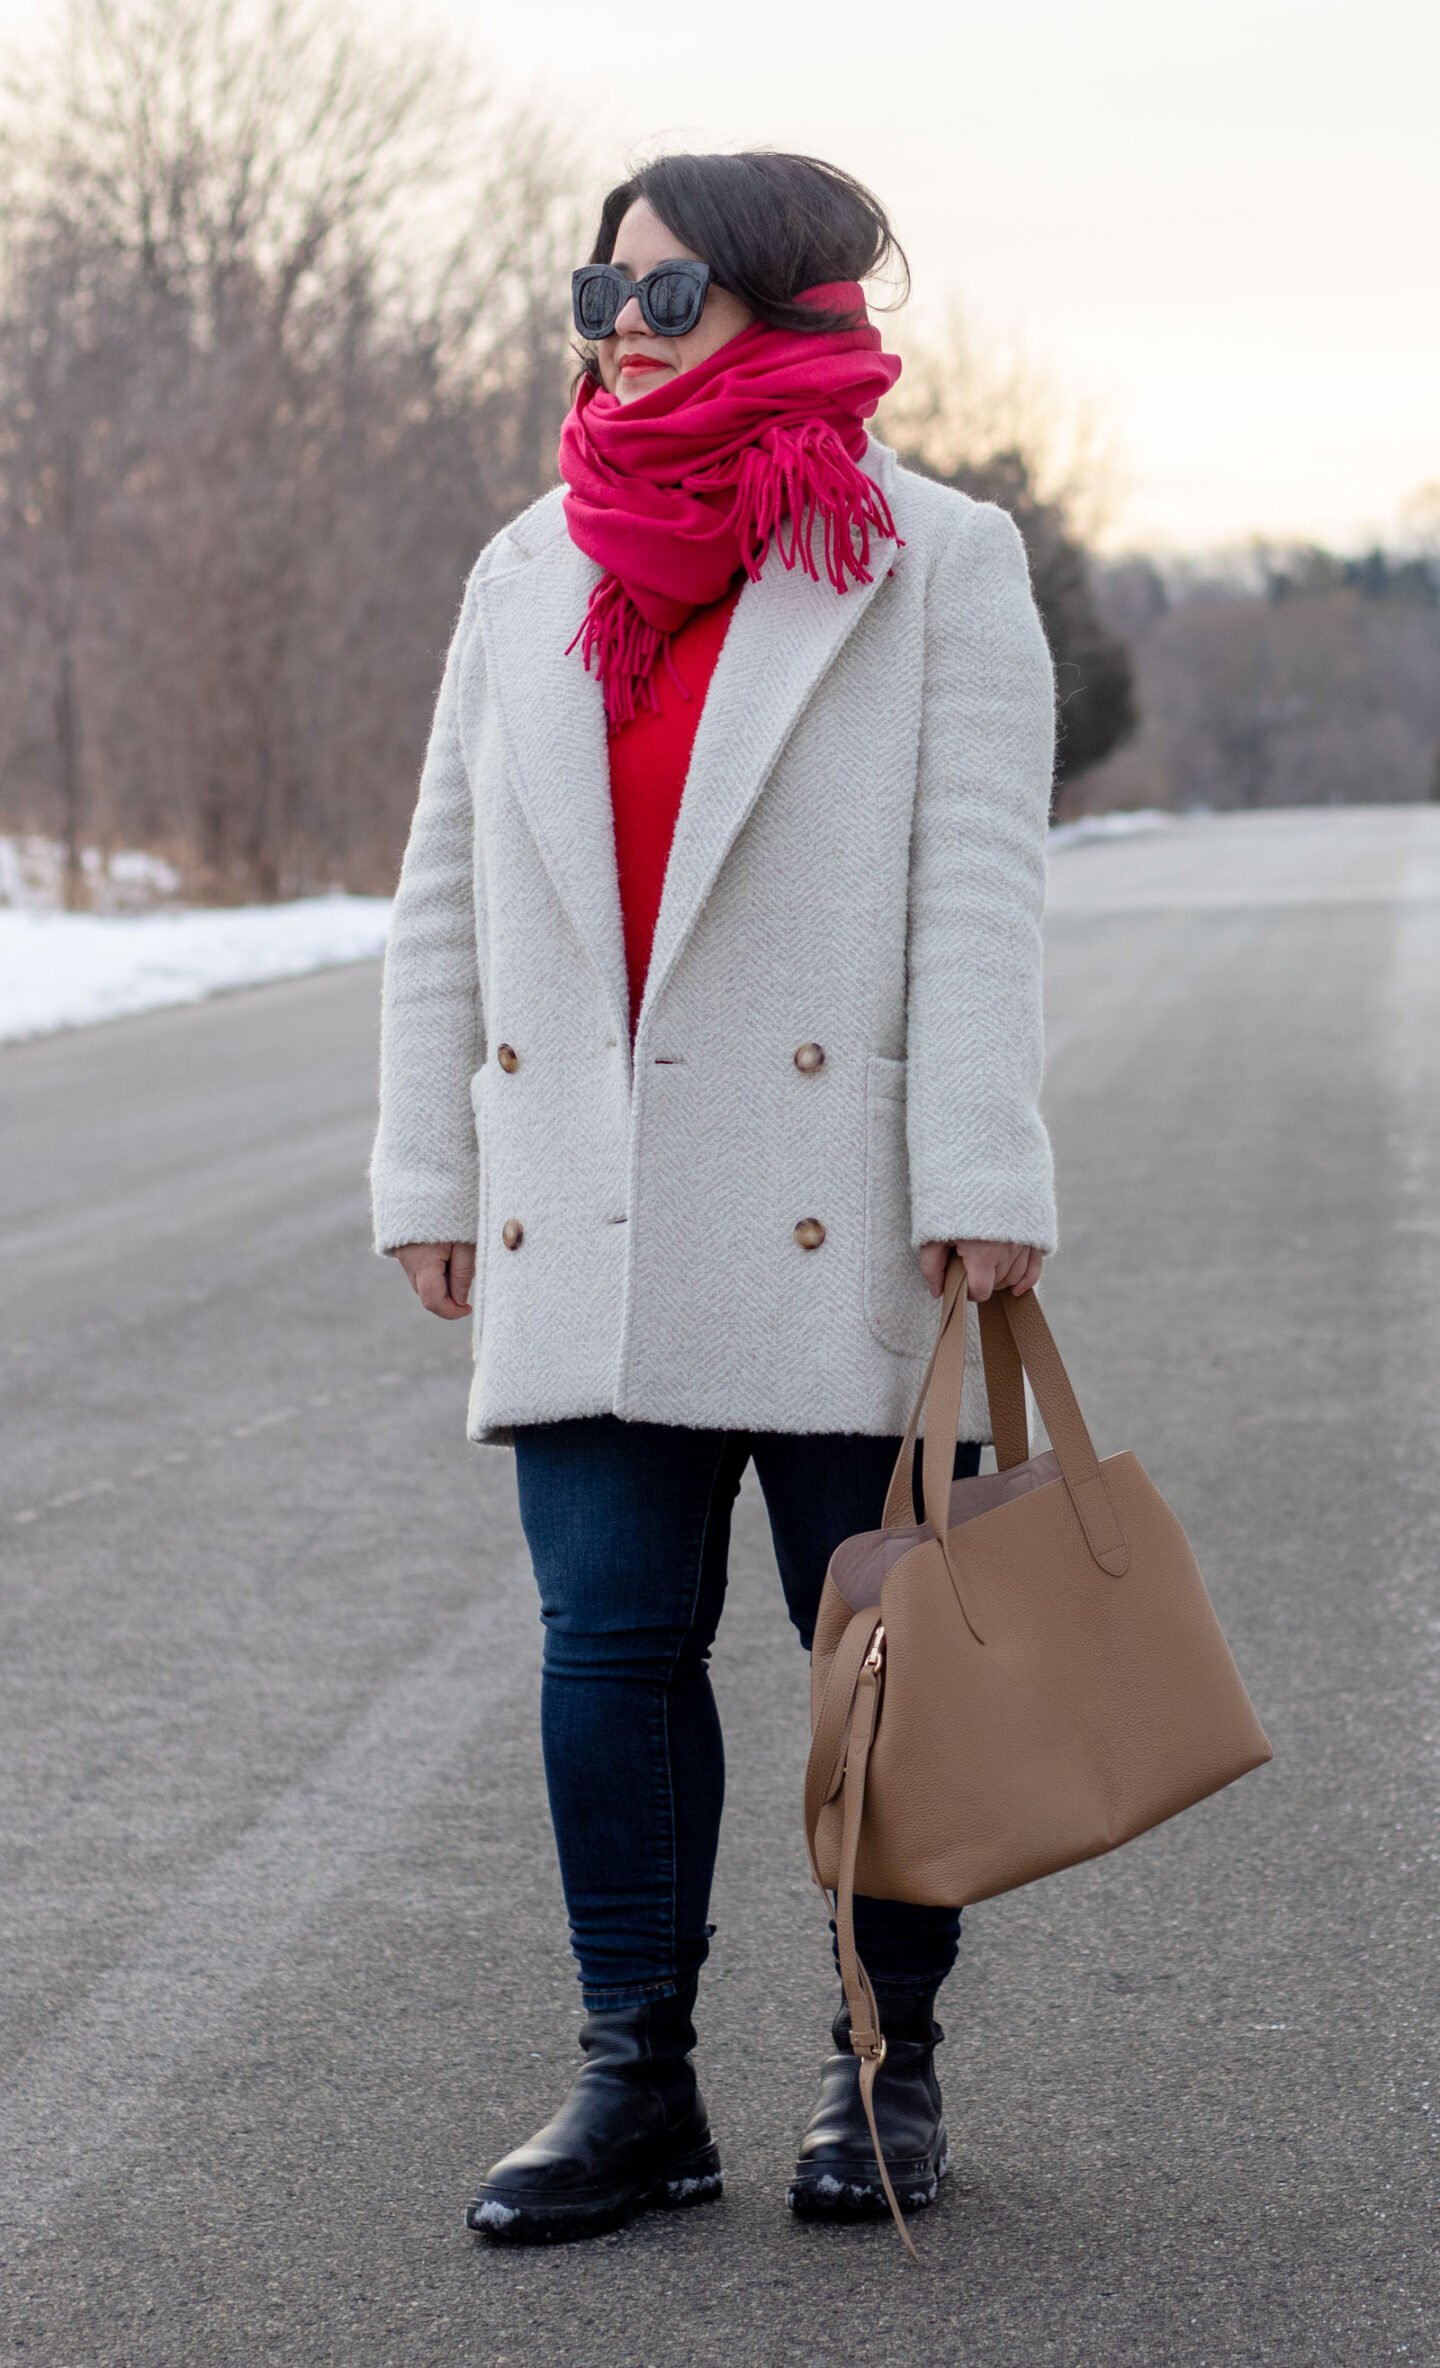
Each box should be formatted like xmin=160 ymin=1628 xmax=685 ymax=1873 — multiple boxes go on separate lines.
xmin=506 ymin=1215 xmax=822 ymax=1251
xmin=495 ymin=1040 xmax=824 ymax=1254
xmin=505 ymin=1214 xmax=822 ymax=1251
xmin=496 ymin=1044 xmax=520 ymax=1244
xmin=791 ymin=1047 xmax=826 ymax=1243
xmin=502 ymin=1041 xmax=821 ymax=1075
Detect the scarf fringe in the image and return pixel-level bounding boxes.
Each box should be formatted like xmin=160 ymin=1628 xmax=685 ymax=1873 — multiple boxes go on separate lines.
xmin=572 ymin=420 xmax=900 ymax=730
xmin=727 ymin=420 xmax=899 ymax=596
xmin=567 ymin=577 xmax=673 ymax=732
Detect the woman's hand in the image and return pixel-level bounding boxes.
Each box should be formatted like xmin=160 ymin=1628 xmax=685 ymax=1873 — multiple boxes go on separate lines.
xmin=919 ymin=1239 xmax=1044 ymax=1301
xmin=395 ymin=1241 xmax=476 ymax=1319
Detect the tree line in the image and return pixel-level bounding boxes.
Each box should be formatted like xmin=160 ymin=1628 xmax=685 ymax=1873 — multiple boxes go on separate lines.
xmin=1072 ymin=528 xmax=1440 ymax=818
xmin=0 ymin=0 xmax=1136 ymax=904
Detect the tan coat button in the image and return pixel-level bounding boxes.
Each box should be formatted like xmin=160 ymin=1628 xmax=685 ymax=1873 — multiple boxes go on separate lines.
xmin=794 ymin=1218 xmax=826 ymax=1250
xmin=497 ymin=1044 xmax=520 ymax=1073
xmin=793 ymin=1042 xmax=826 ymax=1073
xmin=502 ymin=1218 xmax=524 ymax=1250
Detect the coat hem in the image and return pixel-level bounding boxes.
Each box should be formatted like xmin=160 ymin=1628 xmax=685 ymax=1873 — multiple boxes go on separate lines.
xmin=464 ymin=1389 xmax=995 ymax=1449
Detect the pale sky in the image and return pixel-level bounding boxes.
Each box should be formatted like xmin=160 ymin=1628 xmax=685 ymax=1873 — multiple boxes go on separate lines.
xmin=5 ymin=0 xmax=1437 ymax=550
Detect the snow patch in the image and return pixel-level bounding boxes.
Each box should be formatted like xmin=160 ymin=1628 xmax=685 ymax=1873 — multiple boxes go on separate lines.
xmin=0 ymin=833 xmax=183 ymax=914
xmin=0 ymin=895 xmax=391 ymax=1044
xmin=1048 ymin=808 xmax=1180 ymax=853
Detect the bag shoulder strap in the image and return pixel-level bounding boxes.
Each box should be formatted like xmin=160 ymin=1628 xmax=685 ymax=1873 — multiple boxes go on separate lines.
xmin=803 ymin=1605 xmax=882 ymax=1880
xmin=804 ymin=1611 xmax=918 ymax=2251
xmin=831 ymin=1631 xmax=919 ymax=2260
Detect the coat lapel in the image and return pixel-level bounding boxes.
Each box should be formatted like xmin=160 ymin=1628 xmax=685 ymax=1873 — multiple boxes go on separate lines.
xmin=476 ymin=522 xmax=631 ymax=1042
xmin=478 ymin=442 xmax=902 ymax=1052
xmin=637 ymin=440 xmax=900 ymax=1037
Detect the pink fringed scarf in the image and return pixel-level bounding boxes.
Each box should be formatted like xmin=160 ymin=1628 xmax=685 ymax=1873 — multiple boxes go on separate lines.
xmin=559 ymin=284 xmax=902 ymax=728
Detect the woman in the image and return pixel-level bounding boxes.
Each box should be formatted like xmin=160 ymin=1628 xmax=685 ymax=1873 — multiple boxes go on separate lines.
xmin=370 ymin=151 xmax=1056 ymax=2244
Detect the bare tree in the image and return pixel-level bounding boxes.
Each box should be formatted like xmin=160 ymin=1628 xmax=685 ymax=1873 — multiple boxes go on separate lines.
xmin=0 ymin=0 xmax=582 ymax=896
xmin=879 ymin=309 xmax=1122 ymax=543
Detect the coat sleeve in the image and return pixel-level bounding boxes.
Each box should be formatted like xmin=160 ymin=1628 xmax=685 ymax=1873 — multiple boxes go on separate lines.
xmin=369 ymin=575 xmax=485 ymax=1255
xmin=904 ymin=497 xmax=1059 ymax=1256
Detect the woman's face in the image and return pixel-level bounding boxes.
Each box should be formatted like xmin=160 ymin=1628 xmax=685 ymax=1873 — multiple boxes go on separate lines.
xmin=597 ymin=199 xmax=755 ymax=403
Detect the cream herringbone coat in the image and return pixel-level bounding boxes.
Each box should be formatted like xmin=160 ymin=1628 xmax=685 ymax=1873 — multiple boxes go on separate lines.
xmin=370 ymin=437 xmax=1057 ymax=1446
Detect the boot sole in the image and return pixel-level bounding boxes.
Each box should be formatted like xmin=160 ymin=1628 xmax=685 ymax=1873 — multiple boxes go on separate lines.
xmin=787 ymin=2137 xmax=949 ymax=2223
xmin=467 ymin=2143 xmax=723 ymax=2246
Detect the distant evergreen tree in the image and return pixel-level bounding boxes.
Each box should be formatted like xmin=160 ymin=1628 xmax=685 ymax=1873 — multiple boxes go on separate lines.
xmin=902 ymin=448 xmax=1137 ymax=811
xmin=1341 ymin=551 xmax=1439 ymax=607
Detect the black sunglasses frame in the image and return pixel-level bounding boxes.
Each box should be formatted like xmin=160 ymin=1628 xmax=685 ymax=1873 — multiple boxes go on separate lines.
xmin=571 ymin=260 xmax=714 ymax=342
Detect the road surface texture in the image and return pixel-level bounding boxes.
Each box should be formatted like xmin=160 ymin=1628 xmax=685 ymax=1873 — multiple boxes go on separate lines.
xmin=2 ymin=805 xmax=1437 ymax=2367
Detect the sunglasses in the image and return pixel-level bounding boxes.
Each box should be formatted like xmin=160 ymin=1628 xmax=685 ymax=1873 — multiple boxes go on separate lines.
xmin=571 ymin=259 xmax=714 ymax=342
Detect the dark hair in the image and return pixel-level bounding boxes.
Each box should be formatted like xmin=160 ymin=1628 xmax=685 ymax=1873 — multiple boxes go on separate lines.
xmin=588 ymin=151 xmax=908 ymax=338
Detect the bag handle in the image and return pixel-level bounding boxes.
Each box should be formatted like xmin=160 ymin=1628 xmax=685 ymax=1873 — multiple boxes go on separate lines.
xmin=990 ymin=1282 xmax=1130 ymax=1576
xmin=883 ymin=1255 xmax=1130 ymax=1585
xmin=879 ymin=1267 xmax=1031 ymax=1534
xmin=977 ymin=1295 xmax=1030 ymax=1470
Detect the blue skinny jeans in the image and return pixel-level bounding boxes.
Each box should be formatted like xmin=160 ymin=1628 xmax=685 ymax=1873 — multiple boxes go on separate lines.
xmin=512 ymin=1416 xmax=978 ymax=2012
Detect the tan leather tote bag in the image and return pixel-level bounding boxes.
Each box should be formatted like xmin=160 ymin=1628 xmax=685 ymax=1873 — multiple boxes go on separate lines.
xmin=803 ymin=1254 xmax=1272 ymax=2248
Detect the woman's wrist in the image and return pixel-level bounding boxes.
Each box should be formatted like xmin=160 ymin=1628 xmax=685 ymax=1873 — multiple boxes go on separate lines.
xmin=918 ymin=1239 xmax=1044 ymax=1300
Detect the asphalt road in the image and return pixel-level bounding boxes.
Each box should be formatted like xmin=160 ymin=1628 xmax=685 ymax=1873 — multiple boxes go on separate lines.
xmin=2 ymin=805 xmax=1437 ymax=2368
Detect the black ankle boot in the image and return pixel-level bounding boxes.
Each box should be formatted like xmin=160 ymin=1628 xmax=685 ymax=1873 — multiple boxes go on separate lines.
xmin=787 ymin=1991 xmax=947 ymax=2221
xmin=466 ymin=1983 xmax=722 ymax=2244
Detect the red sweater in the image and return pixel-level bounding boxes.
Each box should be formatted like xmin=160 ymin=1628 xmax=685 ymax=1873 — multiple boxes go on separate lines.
xmin=607 ymin=581 xmax=742 ymax=1031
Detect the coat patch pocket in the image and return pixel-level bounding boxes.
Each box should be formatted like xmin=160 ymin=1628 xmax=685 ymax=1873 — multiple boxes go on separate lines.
xmin=863 ymin=1055 xmax=935 ymax=1359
